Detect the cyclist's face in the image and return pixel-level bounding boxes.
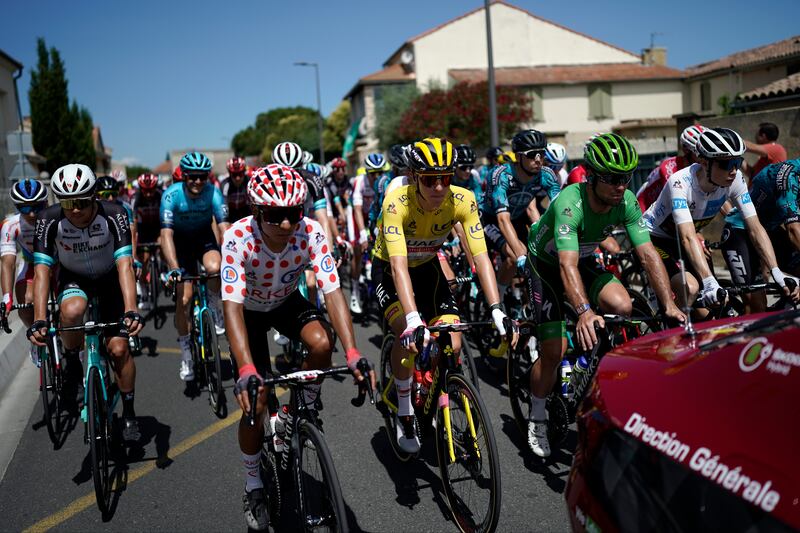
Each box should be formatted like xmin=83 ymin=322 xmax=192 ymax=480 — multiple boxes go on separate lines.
xmin=62 ymin=200 xmax=95 ymax=226
xmin=708 ymin=158 xmax=739 ymax=185
xmin=184 ymin=172 xmax=208 ymax=195
xmin=230 ymin=172 xmax=246 ymax=184
xmin=593 ymin=176 xmax=627 ymax=206
xmin=455 ymin=166 xmax=472 ymax=181
xmin=256 ymin=208 xmax=299 ymax=248
xmin=519 ymin=151 xmax=543 ymax=173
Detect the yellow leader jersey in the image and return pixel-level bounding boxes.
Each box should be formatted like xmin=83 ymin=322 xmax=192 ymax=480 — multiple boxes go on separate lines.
xmin=373 ymin=184 xmax=487 ymax=267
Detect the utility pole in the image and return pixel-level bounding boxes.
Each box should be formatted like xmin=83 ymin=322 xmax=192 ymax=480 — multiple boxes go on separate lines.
xmin=294 ymin=62 xmax=325 ymax=164
xmin=485 ymin=0 xmax=499 ymax=147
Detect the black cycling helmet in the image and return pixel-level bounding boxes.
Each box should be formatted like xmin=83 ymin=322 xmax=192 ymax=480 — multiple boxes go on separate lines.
xmin=455 ymin=144 xmax=477 ymax=166
xmin=389 ymin=144 xmax=408 ymax=169
xmin=95 ymin=176 xmax=120 ymax=194
xmin=511 ymin=129 xmax=547 ymax=153
xmin=485 ymin=147 xmax=504 ymax=162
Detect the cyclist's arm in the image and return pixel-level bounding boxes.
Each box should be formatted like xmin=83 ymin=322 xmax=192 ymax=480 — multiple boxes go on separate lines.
xmin=558 ymin=250 xmax=591 ymax=310
xmin=389 ymin=254 xmax=417 ymax=317
xmin=473 ymin=252 xmax=500 ymax=306
xmin=323 ymin=288 xmax=357 ymax=352
xmin=496 ymin=212 xmax=526 ymax=258
xmin=676 ymin=222 xmax=713 ymax=279
xmin=224 ymin=300 xmax=254 ymax=370
xmin=1 ymin=255 xmax=14 ymax=304
xmin=117 ymin=256 xmax=138 ymax=314
xmin=32 ymin=212 xmax=56 ymax=323
xmin=160 ymin=228 xmax=179 ymax=271
xmin=32 ymin=264 xmax=50 ymax=322
xmin=636 ymin=241 xmax=681 ymax=310
xmin=212 ymin=187 xmax=230 ymax=243
xmin=526 ymin=199 xmax=541 ymax=224
xmin=453 ymin=223 xmax=475 ymax=271
xmin=787 ymin=223 xmax=800 ymax=253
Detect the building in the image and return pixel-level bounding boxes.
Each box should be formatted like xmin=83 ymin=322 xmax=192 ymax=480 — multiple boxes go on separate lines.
xmin=684 ymin=35 xmax=800 ymax=115
xmin=344 ymin=0 xmax=686 ymax=163
xmin=0 ymin=49 xmax=23 ymax=185
xmin=168 ymin=148 xmax=233 ymax=178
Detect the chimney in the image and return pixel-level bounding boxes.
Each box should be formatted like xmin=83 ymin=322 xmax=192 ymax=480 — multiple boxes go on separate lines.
xmin=642 ymin=47 xmax=667 ymax=66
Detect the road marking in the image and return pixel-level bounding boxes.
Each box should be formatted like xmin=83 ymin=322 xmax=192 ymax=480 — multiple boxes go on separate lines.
xmin=156 ymin=346 xmax=230 ymax=358
xmin=23 ymin=389 xmax=283 ymax=532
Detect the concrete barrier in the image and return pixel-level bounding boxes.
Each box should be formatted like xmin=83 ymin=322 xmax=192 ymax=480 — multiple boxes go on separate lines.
xmin=0 ymin=315 xmax=32 ymax=399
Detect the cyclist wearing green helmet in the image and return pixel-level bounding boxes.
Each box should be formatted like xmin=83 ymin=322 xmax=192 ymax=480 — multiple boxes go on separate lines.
xmin=522 ymin=132 xmax=685 ymax=458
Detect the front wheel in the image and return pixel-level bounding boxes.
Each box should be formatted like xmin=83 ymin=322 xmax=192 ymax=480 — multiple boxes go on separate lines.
xmin=294 ymin=419 xmax=348 ymax=532
xmin=200 ymin=309 xmax=225 ymax=417
xmin=436 ymin=373 xmax=501 ymax=533
xmin=40 ymin=341 xmax=64 ymax=446
xmin=87 ymin=366 xmax=111 ymax=515
xmin=458 ymin=343 xmax=480 ymax=392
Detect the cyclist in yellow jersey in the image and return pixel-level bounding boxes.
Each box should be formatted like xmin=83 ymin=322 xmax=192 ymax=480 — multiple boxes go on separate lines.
xmin=373 ymin=137 xmax=518 ymax=453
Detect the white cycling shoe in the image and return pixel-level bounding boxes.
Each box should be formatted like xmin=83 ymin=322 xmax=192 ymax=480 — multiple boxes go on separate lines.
xmin=349 ymin=293 xmax=362 ymax=315
xmin=396 ymin=414 xmax=421 ymax=454
xmin=179 ymin=360 xmax=194 ymax=382
xmin=210 ymin=305 xmax=225 ymax=336
xmin=528 ymin=419 xmax=551 ymax=458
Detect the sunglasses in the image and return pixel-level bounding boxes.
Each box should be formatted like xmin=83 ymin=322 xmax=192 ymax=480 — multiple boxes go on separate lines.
xmin=60 ymin=198 xmax=93 ymax=211
xmin=596 ymin=173 xmax=633 ymax=186
xmin=96 ymin=190 xmax=119 ymax=199
xmin=184 ymin=172 xmax=209 ymax=182
xmin=417 ymin=174 xmax=453 ymax=188
xmin=18 ymin=202 xmax=47 ymax=215
xmin=458 ymin=165 xmax=474 ymax=172
xmin=520 ymin=150 xmax=545 ymax=160
xmin=257 ymin=206 xmax=305 ymax=225
xmin=715 ymin=157 xmax=744 ymax=171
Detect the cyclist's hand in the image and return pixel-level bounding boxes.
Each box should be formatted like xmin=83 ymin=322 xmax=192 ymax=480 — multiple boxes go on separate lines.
xmin=490 ymin=307 xmax=519 ymax=348
xmin=515 ymin=254 xmax=527 ymax=275
xmin=576 ymin=310 xmax=604 ymax=351
xmin=233 ymin=368 xmax=264 ymax=414
xmin=665 ymin=304 xmax=687 ymax=326
xmin=346 ymin=349 xmax=376 ymax=390
xmin=134 ymin=260 xmax=143 ymax=279
xmin=123 ymin=311 xmax=143 ymax=336
xmin=400 ymin=326 xmax=429 ymax=355
xmin=772 ymin=268 xmax=800 ymax=303
xmin=2 ymin=293 xmax=12 ymax=315
xmin=27 ymin=320 xmax=48 ymax=347
xmin=699 ymin=276 xmax=723 ymax=307
xmin=165 ymin=268 xmax=183 ymax=287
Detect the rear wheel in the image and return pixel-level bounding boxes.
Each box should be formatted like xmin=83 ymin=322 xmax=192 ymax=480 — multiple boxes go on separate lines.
xmin=148 ymin=258 xmax=160 ymax=311
xmin=436 ymin=373 xmax=501 ymax=533
xmin=87 ymin=366 xmax=111 ymax=514
xmin=200 ymin=309 xmax=225 ymax=417
xmin=294 ymin=420 xmax=347 ymax=532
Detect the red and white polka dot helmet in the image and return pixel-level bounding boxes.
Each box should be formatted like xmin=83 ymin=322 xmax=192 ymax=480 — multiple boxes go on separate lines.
xmin=248 ymin=164 xmax=308 ymax=207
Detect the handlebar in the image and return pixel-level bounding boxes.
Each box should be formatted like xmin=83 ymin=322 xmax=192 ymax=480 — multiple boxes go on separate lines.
xmin=0 ymin=303 xmax=34 ymax=334
xmin=400 ymin=320 xmax=503 ymax=368
xmin=350 ymin=358 xmax=375 ymax=407
xmin=447 ymin=275 xmax=474 ymax=287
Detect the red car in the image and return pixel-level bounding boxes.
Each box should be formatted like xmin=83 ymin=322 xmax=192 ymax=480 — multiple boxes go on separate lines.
xmin=565 ymin=311 xmax=800 ymax=532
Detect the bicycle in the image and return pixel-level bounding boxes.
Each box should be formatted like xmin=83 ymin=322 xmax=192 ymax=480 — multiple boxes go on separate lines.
xmin=507 ymin=313 xmax=664 ymax=450
xmin=445 ymin=274 xmax=481 ymax=391
xmin=172 ymin=271 xmax=226 ymax=418
xmin=377 ymin=321 xmax=504 ymax=533
xmin=245 ymin=361 xmax=373 ymax=532
xmin=136 ymin=242 xmax=162 ymax=317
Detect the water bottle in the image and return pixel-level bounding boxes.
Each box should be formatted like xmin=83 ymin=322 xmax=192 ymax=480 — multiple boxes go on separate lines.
xmin=365 ymin=260 xmax=372 ymax=282
xmin=569 ymin=356 xmax=589 ymax=394
xmin=560 ymin=360 xmax=572 ymax=398
xmin=413 ymin=369 xmax=427 ymax=408
xmin=273 ymin=405 xmax=289 ymax=454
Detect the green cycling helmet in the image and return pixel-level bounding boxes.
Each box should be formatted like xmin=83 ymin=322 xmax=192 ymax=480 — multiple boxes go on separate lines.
xmin=584 ymin=133 xmax=638 ymax=175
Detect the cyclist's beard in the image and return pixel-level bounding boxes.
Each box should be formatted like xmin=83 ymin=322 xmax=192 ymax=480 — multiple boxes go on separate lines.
xmin=592 ymin=181 xmax=621 ymax=207
xmin=518 ymin=161 xmax=539 ymax=178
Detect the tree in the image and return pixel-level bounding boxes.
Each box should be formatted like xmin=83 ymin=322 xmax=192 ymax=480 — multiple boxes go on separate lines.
xmin=232 ymin=106 xmax=319 ymax=157
xmin=126 ymin=165 xmax=151 ymax=179
xmin=261 ymin=112 xmax=319 ymax=162
xmin=28 ymin=38 xmax=96 ymax=172
xmin=398 ymin=81 xmax=531 ymax=149
xmin=322 ymin=100 xmax=351 ymax=158
xmin=374 ymin=84 xmax=420 ymax=150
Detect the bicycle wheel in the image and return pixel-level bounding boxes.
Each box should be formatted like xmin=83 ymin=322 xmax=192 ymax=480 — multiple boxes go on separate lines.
xmin=294 ymin=419 xmax=348 ymax=532
xmin=260 ymin=445 xmax=282 ymax=523
xmin=87 ymin=365 xmax=111 ymax=514
xmin=628 ymin=289 xmax=662 ymax=336
xmin=200 ymin=309 xmax=225 ymax=417
xmin=149 ymin=258 xmax=160 ymax=310
xmin=40 ymin=341 xmax=64 ymax=445
xmin=435 ymin=373 xmax=501 ymax=533
xmin=506 ymin=341 xmax=532 ymax=439
xmin=459 ymin=343 xmax=480 ymax=392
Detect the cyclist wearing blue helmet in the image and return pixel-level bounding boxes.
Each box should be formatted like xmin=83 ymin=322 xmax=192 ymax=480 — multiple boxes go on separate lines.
xmin=1 ymin=179 xmax=49 ymax=363
xmin=161 ymin=151 xmax=230 ymax=381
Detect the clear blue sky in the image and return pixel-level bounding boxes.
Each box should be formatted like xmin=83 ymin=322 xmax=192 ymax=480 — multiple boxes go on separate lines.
xmin=1 ymin=0 xmax=796 ymax=168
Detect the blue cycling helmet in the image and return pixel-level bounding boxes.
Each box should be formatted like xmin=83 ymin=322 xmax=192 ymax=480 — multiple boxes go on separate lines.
xmin=365 ymin=153 xmax=386 ymax=172
xmin=305 ymin=162 xmax=323 ymax=177
xmin=179 ymin=151 xmax=213 ymax=172
xmin=10 ymin=178 xmax=48 ymax=204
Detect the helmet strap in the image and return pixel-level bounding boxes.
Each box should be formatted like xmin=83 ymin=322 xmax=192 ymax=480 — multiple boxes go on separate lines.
xmin=704 ymin=159 xmax=724 ymax=188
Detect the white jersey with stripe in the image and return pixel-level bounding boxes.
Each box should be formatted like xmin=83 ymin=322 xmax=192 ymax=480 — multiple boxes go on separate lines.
xmin=0 ymin=213 xmax=35 ymax=262
xmin=220 ymin=216 xmax=340 ymax=312
xmin=643 ymin=163 xmax=756 ymax=239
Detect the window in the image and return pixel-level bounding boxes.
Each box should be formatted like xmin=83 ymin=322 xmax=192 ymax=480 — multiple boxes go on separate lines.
xmin=529 ymin=87 xmax=543 ymax=121
xmin=700 ymin=82 xmax=712 ymax=111
xmin=588 ymin=84 xmax=612 ymax=119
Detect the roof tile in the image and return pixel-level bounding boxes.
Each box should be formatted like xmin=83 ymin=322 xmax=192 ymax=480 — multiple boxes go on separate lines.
xmin=449 ymin=63 xmax=684 ymax=85
xmin=739 ymin=72 xmax=800 ymax=101
xmin=686 ymin=35 xmax=800 ymax=78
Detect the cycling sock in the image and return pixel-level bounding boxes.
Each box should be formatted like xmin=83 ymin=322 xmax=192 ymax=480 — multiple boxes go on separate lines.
xmin=303 ymin=382 xmax=321 ymax=409
xmin=178 ymin=335 xmax=192 ymax=362
xmin=122 ymin=389 xmax=136 ymax=418
xmin=243 ymin=452 xmax=263 ymax=492
xmin=395 ymin=376 xmax=413 ymax=417
xmin=530 ymin=394 xmax=547 ymax=421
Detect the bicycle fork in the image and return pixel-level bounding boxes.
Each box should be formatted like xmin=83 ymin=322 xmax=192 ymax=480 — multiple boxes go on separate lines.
xmin=440 ymin=390 xmax=481 ymax=464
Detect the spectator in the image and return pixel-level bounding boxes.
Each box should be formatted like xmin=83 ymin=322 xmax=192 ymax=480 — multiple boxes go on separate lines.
xmin=744 ymin=122 xmax=787 ymax=179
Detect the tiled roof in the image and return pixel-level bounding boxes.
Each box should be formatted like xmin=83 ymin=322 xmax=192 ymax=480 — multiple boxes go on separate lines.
xmin=738 ymin=72 xmax=800 ymax=101
xmin=614 ymin=117 xmax=677 ymax=130
xmin=361 ymin=64 xmax=415 ymax=83
xmin=449 ymin=63 xmax=684 ymax=86
xmin=152 ymin=160 xmax=172 ymax=174
xmin=686 ymin=35 xmax=800 ymax=78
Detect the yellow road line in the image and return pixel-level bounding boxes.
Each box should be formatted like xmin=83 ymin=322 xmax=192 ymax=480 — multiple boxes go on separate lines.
xmin=24 ymin=389 xmax=284 ymax=532
xmin=156 ymin=346 xmax=230 ymax=358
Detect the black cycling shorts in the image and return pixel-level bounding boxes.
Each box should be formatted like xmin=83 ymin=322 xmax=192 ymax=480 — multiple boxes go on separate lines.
xmin=174 ymin=227 xmax=220 ymax=275
xmin=651 ymin=235 xmax=713 ymax=281
xmin=57 ymin=268 xmax=127 ymax=338
xmin=137 ymin=223 xmax=161 ymax=245
xmin=482 ymin=215 xmax=528 ymax=255
xmin=524 ymin=253 xmax=618 ymax=340
xmin=372 ymin=257 xmax=460 ymax=326
xmin=720 ymin=225 xmax=763 ymax=285
xmin=242 ymin=290 xmax=327 ymax=377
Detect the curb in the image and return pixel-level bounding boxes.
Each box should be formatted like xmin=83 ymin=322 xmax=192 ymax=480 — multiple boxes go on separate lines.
xmin=0 ymin=315 xmax=31 ymax=398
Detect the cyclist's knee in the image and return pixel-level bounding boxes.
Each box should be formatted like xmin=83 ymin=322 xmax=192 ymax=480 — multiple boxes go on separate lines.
xmin=107 ymin=338 xmax=130 ymax=360
xmin=203 ymin=253 xmax=221 ymax=274
xmin=60 ymin=297 xmax=87 ymax=323
xmin=598 ymin=283 xmax=632 ymax=316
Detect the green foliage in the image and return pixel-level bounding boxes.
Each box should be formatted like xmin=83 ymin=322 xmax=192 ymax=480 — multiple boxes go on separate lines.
xmin=323 ymin=100 xmax=351 ymax=157
xmin=125 ymin=165 xmax=151 ymax=179
xmin=398 ymin=82 xmax=531 ymax=149
xmin=261 ymin=111 xmax=320 ymax=162
xmin=374 ymin=84 xmax=420 ymax=150
xmin=717 ymin=93 xmax=741 ymax=116
xmin=28 ymin=38 xmax=96 ymax=173
xmin=232 ymin=106 xmax=318 ymax=158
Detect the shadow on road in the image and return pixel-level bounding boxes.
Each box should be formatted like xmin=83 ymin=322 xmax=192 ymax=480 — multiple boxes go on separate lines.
xmin=136 ymin=335 xmax=160 ymax=357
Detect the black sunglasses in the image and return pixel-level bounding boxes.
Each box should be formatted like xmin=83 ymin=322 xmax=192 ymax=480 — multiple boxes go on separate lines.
xmin=458 ymin=165 xmax=474 ymax=172
xmin=18 ymin=202 xmax=47 ymax=215
xmin=520 ymin=149 xmax=545 ymax=160
xmin=715 ymin=157 xmax=744 ymax=171
xmin=596 ymin=172 xmax=633 ymax=186
xmin=60 ymin=198 xmax=94 ymax=211
xmin=417 ymin=173 xmax=453 ymax=188
xmin=257 ymin=206 xmax=304 ymax=225
xmin=184 ymin=172 xmax=209 ymax=182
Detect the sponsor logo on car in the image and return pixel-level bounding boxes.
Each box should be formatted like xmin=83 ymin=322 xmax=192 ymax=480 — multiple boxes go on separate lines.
xmin=739 ymin=336 xmax=800 ymax=375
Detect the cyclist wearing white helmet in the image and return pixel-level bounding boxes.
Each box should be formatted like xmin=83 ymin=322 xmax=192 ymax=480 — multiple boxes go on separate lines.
xmin=29 ymin=164 xmax=144 ymax=442
xmin=545 ymin=142 xmax=569 ymax=188
xmin=221 ymin=164 xmax=375 ymax=531
xmin=643 ymin=128 xmax=800 ymax=311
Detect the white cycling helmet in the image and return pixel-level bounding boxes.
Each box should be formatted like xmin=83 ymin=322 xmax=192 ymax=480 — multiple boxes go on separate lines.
xmin=696 ymin=128 xmax=745 ymax=159
xmin=272 ymin=142 xmax=304 ymax=168
xmin=51 ymin=164 xmax=97 ymax=199
xmin=248 ymin=164 xmax=308 ymax=207
xmin=302 ymin=151 xmax=314 ymax=166
xmin=545 ymin=143 xmax=567 ymax=165
xmin=680 ymin=124 xmax=706 ymax=155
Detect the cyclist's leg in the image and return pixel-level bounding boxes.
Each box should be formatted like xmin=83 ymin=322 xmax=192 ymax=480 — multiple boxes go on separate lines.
xmin=587 ymin=267 xmax=631 ymax=316
xmin=15 ymin=262 xmax=34 ymax=326
xmin=722 ymin=225 xmax=766 ymax=313
xmin=56 ymin=274 xmax=89 ymax=390
xmin=652 ymin=236 xmax=701 ymax=310
xmin=426 ymin=259 xmax=462 ymax=355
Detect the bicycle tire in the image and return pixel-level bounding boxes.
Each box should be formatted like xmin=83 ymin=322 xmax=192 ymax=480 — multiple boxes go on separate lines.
xmin=149 ymin=258 xmax=160 ymax=310
xmin=459 ymin=343 xmax=480 ymax=392
xmin=87 ymin=365 xmax=111 ymax=514
xmin=200 ymin=309 xmax=225 ymax=417
xmin=377 ymin=333 xmax=413 ymax=462
xmin=435 ymin=373 xmax=501 ymax=533
xmin=260 ymin=443 xmax=282 ymax=523
xmin=40 ymin=342 xmax=64 ymax=445
xmin=506 ymin=340 xmax=532 ymax=439
xmin=294 ymin=419 xmax=348 ymax=532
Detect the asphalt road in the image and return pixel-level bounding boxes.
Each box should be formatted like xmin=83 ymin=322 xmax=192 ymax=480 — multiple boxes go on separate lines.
xmin=0 ymin=297 xmax=572 ymax=532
